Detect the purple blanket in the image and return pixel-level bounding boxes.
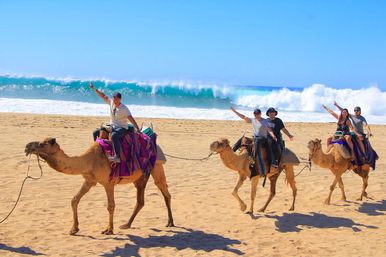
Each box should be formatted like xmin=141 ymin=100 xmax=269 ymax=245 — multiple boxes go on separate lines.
xmin=96 ymin=132 xmax=157 ymax=180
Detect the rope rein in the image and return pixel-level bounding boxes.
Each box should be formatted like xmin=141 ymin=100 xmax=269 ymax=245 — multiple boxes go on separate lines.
xmin=0 ymin=154 xmax=44 ymax=224
xmin=164 ymin=152 xmax=215 ymax=161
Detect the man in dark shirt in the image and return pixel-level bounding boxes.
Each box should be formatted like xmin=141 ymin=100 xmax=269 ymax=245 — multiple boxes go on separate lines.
xmin=266 ymin=107 xmax=294 ymax=167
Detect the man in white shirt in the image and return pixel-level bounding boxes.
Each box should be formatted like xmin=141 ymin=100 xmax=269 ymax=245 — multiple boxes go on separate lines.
xmin=90 ymin=82 xmax=140 ymax=163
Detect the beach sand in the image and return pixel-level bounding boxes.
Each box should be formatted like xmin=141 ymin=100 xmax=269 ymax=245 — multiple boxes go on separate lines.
xmin=0 ymin=112 xmax=385 ymax=256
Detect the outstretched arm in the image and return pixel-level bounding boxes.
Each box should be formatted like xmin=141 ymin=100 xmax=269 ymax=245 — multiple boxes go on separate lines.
xmin=128 ymin=115 xmax=141 ymax=132
xmin=334 ymin=101 xmax=344 ymax=112
xmin=282 ymin=127 xmax=294 ymax=141
xmin=322 ymin=104 xmax=339 ymax=120
xmin=89 ymin=82 xmax=110 ymax=105
xmin=230 ymin=107 xmax=251 ymax=123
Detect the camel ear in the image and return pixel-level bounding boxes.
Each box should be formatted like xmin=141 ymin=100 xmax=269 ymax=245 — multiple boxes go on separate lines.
xmin=48 ymin=138 xmax=56 ymax=145
xmin=220 ymin=138 xmax=230 ymax=146
xmin=317 ymin=139 xmax=322 ymax=144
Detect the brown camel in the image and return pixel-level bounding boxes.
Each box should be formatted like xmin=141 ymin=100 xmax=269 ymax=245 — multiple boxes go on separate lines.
xmin=307 ymin=138 xmax=371 ymax=204
xmin=24 ymin=137 xmax=174 ymax=235
xmin=209 ymin=138 xmax=298 ymax=213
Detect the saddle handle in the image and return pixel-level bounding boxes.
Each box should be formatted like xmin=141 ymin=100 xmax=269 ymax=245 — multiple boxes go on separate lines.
xmin=141 ymin=122 xmax=153 ymax=131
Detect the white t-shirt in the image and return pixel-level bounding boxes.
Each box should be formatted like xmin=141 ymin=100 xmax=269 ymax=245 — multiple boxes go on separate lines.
xmin=110 ymin=101 xmax=131 ymax=129
xmin=250 ymin=118 xmax=270 ymax=138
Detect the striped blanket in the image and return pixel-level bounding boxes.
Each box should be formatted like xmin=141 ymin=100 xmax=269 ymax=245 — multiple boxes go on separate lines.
xmin=332 ymin=137 xmax=378 ymax=170
xmin=96 ymin=132 xmax=157 ymax=180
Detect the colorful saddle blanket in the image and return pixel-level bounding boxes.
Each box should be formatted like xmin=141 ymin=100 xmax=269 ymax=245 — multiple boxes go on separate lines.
xmin=96 ymin=132 xmax=157 ymax=180
xmin=331 ymin=137 xmax=378 ymax=170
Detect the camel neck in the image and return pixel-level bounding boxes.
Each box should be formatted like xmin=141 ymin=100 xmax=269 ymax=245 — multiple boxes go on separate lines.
xmin=219 ymin=147 xmax=247 ymax=171
xmin=45 ymin=149 xmax=93 ymax=175
xmin=311 ymin=147 xmax=334 ymax=168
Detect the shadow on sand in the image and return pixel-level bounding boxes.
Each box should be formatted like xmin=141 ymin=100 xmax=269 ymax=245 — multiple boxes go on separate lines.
xmin=266 ymin=212 xmax=378 ymax=232
xmin=100 ymin=227 xmax=244 ymax=257
xmin=0 ymin=243 xmax=45 ymax=256
xmin=357 ymin=200 xmax=386 ymax=216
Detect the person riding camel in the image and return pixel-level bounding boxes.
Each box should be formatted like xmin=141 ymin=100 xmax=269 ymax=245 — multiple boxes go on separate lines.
xmin=322 ymin=104 xmax=362 ymax=160
xmin=90 ymin=82 xmax=140 ymax=163
xmin=334 ymin=101 xmax=372 ymax=155
xmin=266 ymin=107 xmax=294 ymax=167
xmin=230 ymin=107 xmax=277 ymax=176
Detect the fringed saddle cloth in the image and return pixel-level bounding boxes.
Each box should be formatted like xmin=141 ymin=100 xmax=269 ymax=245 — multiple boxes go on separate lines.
xmin=96 ymin=131 xmax=157 ymax=181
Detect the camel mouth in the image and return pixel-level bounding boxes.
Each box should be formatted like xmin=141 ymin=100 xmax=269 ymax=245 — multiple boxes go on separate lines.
xmin=25 ymin=141 xmax=39 ymax=156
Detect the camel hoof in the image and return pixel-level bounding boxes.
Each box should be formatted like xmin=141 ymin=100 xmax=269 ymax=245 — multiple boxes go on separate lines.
xmin=324 ymin=200 xmax=331 ymax=205
xmin=69 ymin=227 xmax=79 ymax=236
xmin=101 ymin=229 xmax=114 ymax=235
xmin=119 ymin=223 xmax=131 ymax=230
xmin=356 ymin=197 xmax=363 ymax=201
xmin=341 ymin=198 xmax=347 ymax=202
xmin=240 ymin=203 xmax=247 ymax=212
xmin=288 ymin=207 xmax=295 ymax=211
xmin=257 ymin=208 xmax=266 ymax=213
xmin=166 ymin=222 xmax=175 ymax=227
xmin=245 ymin=210 xmax=253 ymax=215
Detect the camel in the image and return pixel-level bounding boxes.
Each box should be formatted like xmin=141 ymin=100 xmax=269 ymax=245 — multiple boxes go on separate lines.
xmin=209 ymin=138 xmax=298 ymax=213
xmin=24 ymin=137 xmax=174 ymax=235
xmin=307 ymin=138 xmax=371 ymax=204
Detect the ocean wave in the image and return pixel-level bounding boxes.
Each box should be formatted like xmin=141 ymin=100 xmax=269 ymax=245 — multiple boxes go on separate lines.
xmin=0 ymin=75 xmax=385 ymax=117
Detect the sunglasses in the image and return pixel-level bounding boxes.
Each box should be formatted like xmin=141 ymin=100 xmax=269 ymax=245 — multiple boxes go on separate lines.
xmin=354 ymin=110 xmax=360 ymax=112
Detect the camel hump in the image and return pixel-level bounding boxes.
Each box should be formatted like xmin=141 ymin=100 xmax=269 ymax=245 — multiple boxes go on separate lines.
xmin=156 ymin=145 xmax=167 ymax=164
xmin=333 ymin=144 xmax=351 ymax=159
xmin=281 ymin=148 xmax=300 ymax=166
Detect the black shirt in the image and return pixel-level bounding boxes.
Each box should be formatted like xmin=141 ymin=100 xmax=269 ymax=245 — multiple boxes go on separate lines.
xmin=267 ymin=117 xmax=285 ymax=141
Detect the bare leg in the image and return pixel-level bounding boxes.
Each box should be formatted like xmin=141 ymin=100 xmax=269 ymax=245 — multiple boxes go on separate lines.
xmin=101 ymin=184 xmax=115 ymax=235
xmin=247 ymin=176 xmax=259 ymax=213
xmin=120 ymin=175 xmax=149 ymax=229
xmin=284 ymin=166 xmax=297 ymax=211
xmin=232 ymin=175 xmax=247 ymax=212
xmin=337 ymin=176 xmax=347 ymax=201
xmin=70 ymin=180 xmax=93 ymax=235
xmin=258 ymin=173 xmax=280 ymax=212
xmin=325 ymin=176 xmax=339 ymax=205
xmin=345 ymin=135 xmax=355 ymax=158
xmin=151 ymin=163 xmax=174 ymax=227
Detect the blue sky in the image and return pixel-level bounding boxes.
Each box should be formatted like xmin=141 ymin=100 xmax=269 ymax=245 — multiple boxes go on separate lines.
xmin=0 ymin=0 xmax=385 ymax=90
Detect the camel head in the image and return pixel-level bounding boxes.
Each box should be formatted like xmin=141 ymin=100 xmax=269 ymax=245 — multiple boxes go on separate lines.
xmin=209 ymin=138 xmax=230 ymax=153
xmin=25 ymin=138 xmax=60 ymax=160
xmin=307 ymin=138 xmax=322 ymax=153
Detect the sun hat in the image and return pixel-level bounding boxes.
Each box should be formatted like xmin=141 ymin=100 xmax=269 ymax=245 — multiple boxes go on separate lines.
xmin=266 ymin=107 xmax=278 ymax=116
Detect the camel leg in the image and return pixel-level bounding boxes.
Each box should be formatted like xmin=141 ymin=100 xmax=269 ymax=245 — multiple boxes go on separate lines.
xmin=258 ymin=173 xmax=280 ymax=212
xmin=325 ymin=176 xmax=339 ymax=205
xmin=357 ymin=169 xmax=369 ymax=201
xmin=284 ymin=166 xmax=297 ymax=211
xmin=70 ymin=180 xmax=93 ymax=235
xmin=151 ymin=163 xmax=174 ymax=227
xmin=337 ymin=176 xmax=347 ymax=201
xmin=247 ymin=176 xmax=259 ymax=213
xmin=232 ymin=175 xmax=247 ymax=212
xmin=101 ymin=184 xmax=115 ymax=235
xmin=120 ymin=174 xmax=149 ymax=229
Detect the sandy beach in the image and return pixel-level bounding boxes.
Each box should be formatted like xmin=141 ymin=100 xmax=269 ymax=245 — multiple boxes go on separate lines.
xmin=0 ymin=112 xmax=385 ymax=257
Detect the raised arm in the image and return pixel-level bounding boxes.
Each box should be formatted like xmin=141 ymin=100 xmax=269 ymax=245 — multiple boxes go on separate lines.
xmin=322 ymin=104 xmax=339 ymax=120
xmin=230 ymin=107 xmax=251 ymax=123
xmin=333 ymin=101 xmax=344 ymax=112
xmin=89 ymin=82 xmax=110 ymax=105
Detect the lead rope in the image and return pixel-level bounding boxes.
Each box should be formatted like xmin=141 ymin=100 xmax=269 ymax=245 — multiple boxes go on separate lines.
xmin=0 ymin=154 xmax=44 ymax=224
xmin=164 ymin=152 xmax=215 ymax=161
